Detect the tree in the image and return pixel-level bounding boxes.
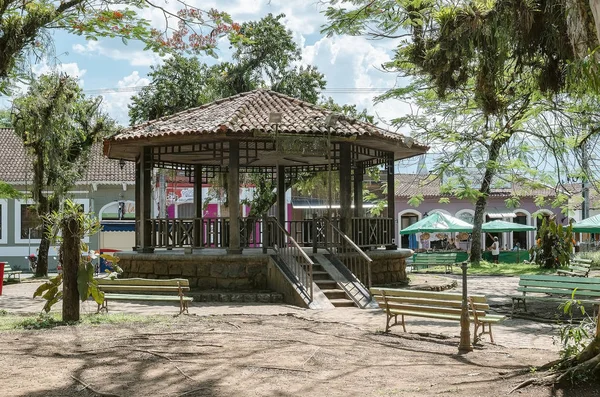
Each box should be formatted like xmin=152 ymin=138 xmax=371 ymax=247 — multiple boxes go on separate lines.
xmin=34 ymin=199 xmax=110 ymax=322
xmin=129 ymin=14 xmax=326 ymax=124
xmin=12 ymin=73 xmax=115 ymax=277
xmin=0 ymin=0 xmax=239 ymax=94
xmin=323 ymin=0 xmax=578 ymax=263
xmin=322 ymin=0 xmax=600 ymax=386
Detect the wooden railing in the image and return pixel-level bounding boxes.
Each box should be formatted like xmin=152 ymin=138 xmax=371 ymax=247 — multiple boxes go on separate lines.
xmin=270 ymin=219 xmax=314 ymax=301
xmin=352 ymin=217 xmax=395 ymax=247
xmin=146 ymin=216 xmax=394 ymax=251
xmin=323 ymin=218 xmax=373 ymax=289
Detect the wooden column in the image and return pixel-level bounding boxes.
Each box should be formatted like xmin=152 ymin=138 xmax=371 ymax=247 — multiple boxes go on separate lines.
xmin=134 ymin=160 xmax=140 ymax=251
xmin=227 ymin=141 xmax=242 ymax=254
xmin=139 ymin=147 xmax=154 ymax=253
xmin=277 ymin=165 xmax=286 ymax=229
xmin=339 ymin=142 xmax=352 ymax=237
xmin=353 ymin=164 xmax=363 ymax=217
xmin=194 ymin=165 xmax=203 ymax=249
xmin=387 ymin=153 xmax=397 ymax=249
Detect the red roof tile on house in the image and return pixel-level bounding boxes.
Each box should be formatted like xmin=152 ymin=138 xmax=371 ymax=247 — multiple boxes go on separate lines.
xmin=395 ymin=173 xmax=561 ymax=198
xmin=0 ymin=128 xmax=134 ymax=184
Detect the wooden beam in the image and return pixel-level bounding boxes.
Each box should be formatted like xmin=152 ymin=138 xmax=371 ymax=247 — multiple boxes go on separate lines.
xmin=353 ymin=164 xmax=364 ymax=217
xmin=277 ymin=165 xmax=286 ymax=229
xmin=194 ymin=165 xmax=203 ymax=249
xmin=227 ymin=141 xmax=242 ymax=254
xmin=339 ymin=142 xmax=352 ymax=237
xmin=387 ymin=153 xmax=396 ymax=249
xmin=139 ymin=147 xmax=154 ymax=253
xmin=134 ymin=160 xmax=140 ymax=251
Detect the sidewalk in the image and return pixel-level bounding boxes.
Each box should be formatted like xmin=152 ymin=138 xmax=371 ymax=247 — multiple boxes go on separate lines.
xmin=0 ymin=275 xmax=560 ymax=351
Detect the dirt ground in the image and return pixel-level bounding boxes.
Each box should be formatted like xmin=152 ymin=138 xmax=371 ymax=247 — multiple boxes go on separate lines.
xmin=2 ymin=277 xmax=600 ymax=396
xmin=1 ymin=312 xmax=597 ymax=397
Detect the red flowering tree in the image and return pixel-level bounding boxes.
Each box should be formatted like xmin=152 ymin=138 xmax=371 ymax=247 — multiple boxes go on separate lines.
xmin=0 ymin=1 xmax=241 ymax=93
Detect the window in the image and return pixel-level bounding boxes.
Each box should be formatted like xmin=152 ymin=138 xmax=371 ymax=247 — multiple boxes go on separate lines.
xmin=15 ymin=199 xmax=90 ymax=243
xmin=0 ymin=199 xmax=7 ymax=244
xmin=458 ymin=212 xmax=474 ymax=224
xmin=20 ymin=204 xmax=43 ymax=239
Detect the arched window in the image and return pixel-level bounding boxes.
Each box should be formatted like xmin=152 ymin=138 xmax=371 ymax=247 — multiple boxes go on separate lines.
xmin=398 ymin=210 xmax=421 ymax=249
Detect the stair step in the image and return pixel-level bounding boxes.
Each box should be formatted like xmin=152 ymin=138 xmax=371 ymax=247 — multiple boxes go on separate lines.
xmin=321 ymin=289 xmax=348 ymax=299
xmin=312 ymin=271 xmax=330 ymax=280
xmin=314 ymin=279 xmax=338 ymax=287
xmin=329 ymin=299 xmax=356 ymax=308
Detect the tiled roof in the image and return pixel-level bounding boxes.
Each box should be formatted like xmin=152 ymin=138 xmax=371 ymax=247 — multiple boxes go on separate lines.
xmin=0 ymin=128 xmax=134 ymax=184
xmin=395 ymin=174 xmax=561 ymax=198
xmin=110 ymin=89 xmax=425 ymax=148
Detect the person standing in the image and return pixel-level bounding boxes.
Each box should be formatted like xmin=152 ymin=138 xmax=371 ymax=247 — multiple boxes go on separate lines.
xmin=489 ymin=236 xmax=500 ymax=264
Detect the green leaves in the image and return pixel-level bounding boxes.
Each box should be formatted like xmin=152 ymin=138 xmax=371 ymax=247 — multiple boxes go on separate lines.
xmin=407 ymin=194 xmax=424 ymax=207
xmin=33 ymin=274 xmax=63 ymax=313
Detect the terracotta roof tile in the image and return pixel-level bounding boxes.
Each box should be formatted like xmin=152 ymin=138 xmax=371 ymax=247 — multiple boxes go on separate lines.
xmin=110 ymin=89 xmax=425 ymax=147
xmin=395 ymin=173 xmax=561 ymax=198
xmin=0 ymin=128 xmax=134 ymax=184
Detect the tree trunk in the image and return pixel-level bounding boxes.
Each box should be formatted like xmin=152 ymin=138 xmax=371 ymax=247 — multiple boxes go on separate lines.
xmin=35 ymin=227 xmax=50 ymax=277
xmin=470 ymin=139 xmax=503 ymax=264
xmin=34 ymin=196 xmax=59 ymax=277
xmin=62 ymin=217 xmax=81 ymax=322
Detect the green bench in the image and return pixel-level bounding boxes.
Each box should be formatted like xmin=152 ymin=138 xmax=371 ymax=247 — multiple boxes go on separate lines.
xmin=557 ymin=258 xmax=592 ymax=278
xmin=96 ymin=278 xmax=193 ymax=315
xmin=3 ymin=263 xmax=22 ymax=281
xmin=411 ymin=253 xmax=458 ymax=273
xmin=511 ymin=275 xmax=600 ymax=316
xmin=371 ymin=287 xmax=505 ymax=343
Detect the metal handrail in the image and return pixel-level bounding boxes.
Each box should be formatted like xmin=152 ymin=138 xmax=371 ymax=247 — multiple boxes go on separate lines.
xmin=323 ymin=217 xmax=373 ymax=288
xmin=328 ymin=222 xmax=374 ymax=263
xmin=270 ymin=219 xmax=314 ymax=301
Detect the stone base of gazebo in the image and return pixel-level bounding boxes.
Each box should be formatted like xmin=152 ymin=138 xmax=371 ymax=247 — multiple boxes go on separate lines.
xmin=116 ymin=249 xmax=410 ymax=292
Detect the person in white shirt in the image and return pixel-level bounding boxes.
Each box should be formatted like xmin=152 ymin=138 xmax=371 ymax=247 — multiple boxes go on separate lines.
xmin=489 ymin=236 xmax=500 ymax=264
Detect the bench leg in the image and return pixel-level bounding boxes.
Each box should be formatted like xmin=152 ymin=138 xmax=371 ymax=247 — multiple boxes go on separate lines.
xmin=401 ymin=314 xmax=406 ymax=333
xmin=488 ymin=324 xmax=494 ymax=344
xmin=385 ymin=313 xmax=392 ymax=332
xmin=97 ymin=300 xmax=108 ymax=314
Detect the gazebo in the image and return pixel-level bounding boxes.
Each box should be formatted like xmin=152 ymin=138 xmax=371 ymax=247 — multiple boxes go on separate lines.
xmin=103 ymin=90 xmax=427 ymax=307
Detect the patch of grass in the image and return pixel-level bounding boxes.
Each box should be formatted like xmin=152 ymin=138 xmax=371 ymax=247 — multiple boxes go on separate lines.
xmin=0 ymin=312 xmax=174 ymax=331
xmin=576 ymin=252 xmax=600 ymax=268
xmin=415 ymin=261 xmax=556 ymax=276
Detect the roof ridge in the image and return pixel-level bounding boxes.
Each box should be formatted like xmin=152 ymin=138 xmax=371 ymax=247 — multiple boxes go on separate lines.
xmin=129 ymin=90 xmax=262 ymax=133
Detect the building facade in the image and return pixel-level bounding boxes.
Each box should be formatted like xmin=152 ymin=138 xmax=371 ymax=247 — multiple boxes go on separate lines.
xmin=394 ymin=174 xmax=568 ymax=250
xmin=0 ymin=128 xmax=135 ymax=271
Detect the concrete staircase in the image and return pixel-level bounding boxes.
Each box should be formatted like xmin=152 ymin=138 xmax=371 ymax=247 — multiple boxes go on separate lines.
xmin=312 ymin=262 xmax=355 ymax=307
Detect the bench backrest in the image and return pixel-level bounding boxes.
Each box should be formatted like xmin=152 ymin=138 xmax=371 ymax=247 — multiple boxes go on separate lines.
xmin=519 ymin=275 xmax=600 ymax=298
xmin=370 ymin=287 xmax=489 ymax=317
xmin=4 ymin=263 xmax=11 ymax=270
xmin=573 ymin=258 xmax=593 ymax=265
xmin=97 ymin=278 xmax=190 ymax=293
xmin=413 ymin=253 xmax=458 ymax=265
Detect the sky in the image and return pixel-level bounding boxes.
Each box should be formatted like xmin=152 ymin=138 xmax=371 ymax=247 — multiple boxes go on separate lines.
xmin=0 ymin=0 xmax=415 ymax=134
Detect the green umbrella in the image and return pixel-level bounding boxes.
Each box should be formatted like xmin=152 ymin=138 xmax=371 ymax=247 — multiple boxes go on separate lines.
xmin=572 ymin=214 xmax=600 ymax=233
xmin=400 ymin=212 xmax=473 ymax=234
xmin=481 ymin=220 xmax=535 ymax=233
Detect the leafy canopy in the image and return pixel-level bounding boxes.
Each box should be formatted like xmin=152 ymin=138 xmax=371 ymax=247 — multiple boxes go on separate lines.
xmin=0 ymin=0 xmax=240 ymax=93
xmin=128 ymin=14 xmax=326 ymax=125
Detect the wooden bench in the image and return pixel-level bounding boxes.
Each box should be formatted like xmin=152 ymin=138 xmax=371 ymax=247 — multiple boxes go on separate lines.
xmin=3 ymin=263 xmax=22 ymax=281
xmin=371 ymin=287 xmax=505 ymax=343
xmin=511 ymin=275 xmax=600 ymax=316
xmin=96 ymin=278 xmax=193 ymax=315
xmin=557 ymin=259 xmax=592 ymax=277
xmin=411 ymin=253 xmax=458 ymax=273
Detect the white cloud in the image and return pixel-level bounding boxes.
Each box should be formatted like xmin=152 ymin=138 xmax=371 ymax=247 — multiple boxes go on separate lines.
xmin=100 ymin=71 xmax=150 ymax=125
xmin=32 ymin=61 xmax=87 ymax=85
xmin=301 ymin=35 xmax=413 ymax=131
xmin=73 ymin=41 xmax=164 ymax=67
